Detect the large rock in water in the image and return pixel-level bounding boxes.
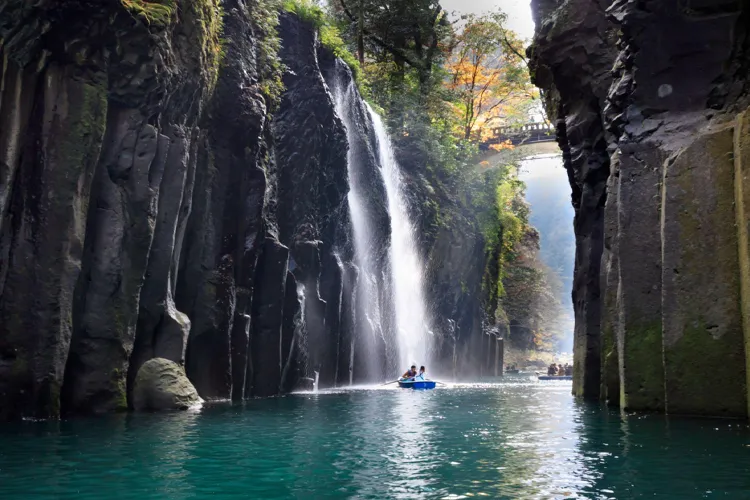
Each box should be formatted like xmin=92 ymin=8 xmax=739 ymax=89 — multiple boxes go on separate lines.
xmin=132 ymin=358 xmax=202 ymax=411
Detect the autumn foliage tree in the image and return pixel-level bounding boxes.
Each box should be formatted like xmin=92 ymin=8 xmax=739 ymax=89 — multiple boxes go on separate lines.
xmin=446 ymin=11 xmax=534 ymax=143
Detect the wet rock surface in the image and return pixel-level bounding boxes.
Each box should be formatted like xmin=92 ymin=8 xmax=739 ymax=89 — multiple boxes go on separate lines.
xmin=530 ymin=0 xmax=750 ymax=416
xmin=0 ymin=0 xmax=364 ymax=420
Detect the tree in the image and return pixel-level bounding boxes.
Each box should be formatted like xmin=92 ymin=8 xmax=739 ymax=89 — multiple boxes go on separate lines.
xmin=445 ymin=11 xmax=533 ymax=141
xmin=336 ymin=0 xmax=451 ymax=95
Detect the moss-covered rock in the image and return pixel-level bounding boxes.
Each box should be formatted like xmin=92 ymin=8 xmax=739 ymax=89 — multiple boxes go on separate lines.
xmin=0 ymin=63 xmax=107 ymax=421
xmin=662 ymin=126 xmax=747 ymax=418
xmin=616 ymin=147 xmax=666 ymax=412
xmin=735 ymin=108 xmax=750 ymax=417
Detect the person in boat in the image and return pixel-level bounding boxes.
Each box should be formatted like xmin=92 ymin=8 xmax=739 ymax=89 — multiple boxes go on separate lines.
xmin=547 ymin=363 xmax=557 ymax=376
xmin=564 ymin=364 xmax=573 ymax=376
xmin=415 ymin=366 xmax=426 ymax=381
xmin=402 ymin=365 xmax=418 ymax=380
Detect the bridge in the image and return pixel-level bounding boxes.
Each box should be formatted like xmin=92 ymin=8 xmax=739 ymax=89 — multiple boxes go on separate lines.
xmin=482 ymin=122 xmax=556 ymax=148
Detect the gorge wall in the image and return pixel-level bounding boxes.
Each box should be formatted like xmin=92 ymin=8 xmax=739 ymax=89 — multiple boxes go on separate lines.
xmin=0 ymin=0 xmax=358 ymax=420
xmin=530 ymin=0 xmax=750 ymax=417
xmin=0 ymin=0 xmax=495 ymax=421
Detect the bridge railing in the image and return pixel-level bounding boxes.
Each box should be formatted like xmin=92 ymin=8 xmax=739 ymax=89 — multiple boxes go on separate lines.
xmin=485 ymin=122 xmax=556 ymax=145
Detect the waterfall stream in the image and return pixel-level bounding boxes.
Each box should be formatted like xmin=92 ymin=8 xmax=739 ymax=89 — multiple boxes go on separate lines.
xmin=332 ymin=72 xmax=432 ymax=378
xmin=333 ymin=78 xmax=387 ymax=380
xmin=365 ymin=105 xmax=432 ymax=371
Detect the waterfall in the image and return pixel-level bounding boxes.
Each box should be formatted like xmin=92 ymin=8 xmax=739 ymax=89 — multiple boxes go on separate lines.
xmin=331 ymin=68 xmax=432 ymax=378
xmin=365 ymin=105 xmax=432 ymax=371
xmin=332 ymin=78 xmax=387 ymax=380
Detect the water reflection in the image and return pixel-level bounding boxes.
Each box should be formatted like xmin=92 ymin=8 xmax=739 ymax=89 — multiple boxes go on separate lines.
xmin=384 ymin=390 xmax=439 ymax=498
xmin=1 ymin=378 xmax=750 ymax=499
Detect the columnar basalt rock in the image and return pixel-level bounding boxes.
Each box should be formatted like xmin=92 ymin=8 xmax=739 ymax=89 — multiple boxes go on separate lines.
xmin=615 ymin=146 xmax=665 ymax=412
xmin=599 ymin=153 xmax=620 ymax=405
xmin=529 ymin=0 xmax=617 ymax=399
xmin=0 ymin=63 xmax=107 ymax=420
xmin=737 ymin=111 xmax=750 ymax=417
xmin=0 ymin=0 xmax=370 ymax=420
xmin=662 ymin=126 xmax=746 ymax=417
xmin=531 ymin=0 xmax=750 ymax=416
xmin=249 ymin=238 xmax=290 ymax=398
xmin=273 ymin=12 xmax=350 ymax=385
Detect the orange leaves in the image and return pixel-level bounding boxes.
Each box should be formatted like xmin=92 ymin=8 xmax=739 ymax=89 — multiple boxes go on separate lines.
xmin=444 ymin=10 xmax=534 ymax=142
xmin=489 ymin=140 xmax=514 ymax=152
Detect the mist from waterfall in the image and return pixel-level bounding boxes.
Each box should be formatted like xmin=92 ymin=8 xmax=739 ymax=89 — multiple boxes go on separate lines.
xmin=365 ymin=104 xmax=432 ymax=371
xmin=519 ymin=154 xmax=575 ymax=351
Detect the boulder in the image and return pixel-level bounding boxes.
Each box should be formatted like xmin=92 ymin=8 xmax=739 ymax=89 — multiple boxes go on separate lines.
xmin=132 ymin=358 xmax=202 ymax=411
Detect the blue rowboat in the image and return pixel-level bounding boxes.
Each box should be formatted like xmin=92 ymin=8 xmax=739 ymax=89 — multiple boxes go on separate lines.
xmin=538 ymin=375 xmax=573 ymax=381
xmin=398 ymin=379 xmax=437 ymax=390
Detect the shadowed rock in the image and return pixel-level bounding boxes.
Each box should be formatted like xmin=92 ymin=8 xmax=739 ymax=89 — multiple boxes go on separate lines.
xmin=530 ymin=0 xmax=750 ymax=416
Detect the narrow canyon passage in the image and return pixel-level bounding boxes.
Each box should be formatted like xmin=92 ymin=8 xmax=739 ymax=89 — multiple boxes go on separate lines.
xmin=1 ymin=0 xmax=750 ymax=498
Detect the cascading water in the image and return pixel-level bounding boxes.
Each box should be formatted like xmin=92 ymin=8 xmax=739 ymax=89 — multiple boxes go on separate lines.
xmin=332 ymin=77 xmax=388 ymax=380
xmin=365 ymin=105 xmax=433 ymax=370
xmin=331 ymin=66 xmax=432 ymax=379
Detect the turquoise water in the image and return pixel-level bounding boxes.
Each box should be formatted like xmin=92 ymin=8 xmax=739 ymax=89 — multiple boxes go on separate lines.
xmin=1 ymin=376 xmax=749 ymax=499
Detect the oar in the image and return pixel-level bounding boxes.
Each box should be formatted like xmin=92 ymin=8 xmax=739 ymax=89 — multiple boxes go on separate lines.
xmin=382 ymin=379 xmax=401 ymax=386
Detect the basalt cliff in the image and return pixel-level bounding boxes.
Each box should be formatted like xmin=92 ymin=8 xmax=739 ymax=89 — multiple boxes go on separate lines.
xmin=530 ymin=0 xmax=750 ymax=417
xmin=0 ymin=0 xmax=499 ymax=421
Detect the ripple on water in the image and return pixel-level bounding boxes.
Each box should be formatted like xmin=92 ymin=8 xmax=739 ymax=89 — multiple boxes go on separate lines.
xmin=1 ymin=377 xmax=749 ymax=499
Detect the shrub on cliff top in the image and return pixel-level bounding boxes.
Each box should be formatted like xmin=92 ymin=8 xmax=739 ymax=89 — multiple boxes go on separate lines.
xmin=121 ymin=0 xmax=175 ymax=25
xmin=256 ymin=0 xmax=285 ymax=107
xmin=119 ymin=0 xmax=224 ymax=91
xmin=281 ymin=0 xmax=363 ymax=81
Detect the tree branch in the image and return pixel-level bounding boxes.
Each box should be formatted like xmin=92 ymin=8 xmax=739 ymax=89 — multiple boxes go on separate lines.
xmin=502 ymin=32 xmax=528 ymax=65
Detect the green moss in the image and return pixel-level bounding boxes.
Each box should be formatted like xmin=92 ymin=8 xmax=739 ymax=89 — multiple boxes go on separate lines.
xmin=47 ymin=381 xmax=62 ymax=417
xmin=600 ymin=322 xmax=619 ymax=405
xmin=186 ymin=0 xmax=225 ymax=90
xmin=665 ymin=319 xmax=746 ymax=416
xmin=111 ymin=369 xmax=129 ymax=412
xmin=57 ymin=81 xmax=108 ymax=177
xmin=121 ymin=0 xmax=225 ymax=91
xmin=255 ymin=0 xmax=284 ymax=106
xmin=663 ymin=127 xmax=747 ymax=417
xmin=621 ymin=322 xmax=664 ymax=411
xmin=121 ymin=0 xmax=176 ymax=25
xmin=282 ymin=0 xmax=363 ymax=82
xmin=735 ymin=110 xmax=750 ymax=417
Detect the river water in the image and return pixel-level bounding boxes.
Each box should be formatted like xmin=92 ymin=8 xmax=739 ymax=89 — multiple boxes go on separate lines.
xmin=1 ymin=376 xmax=749 ymax=499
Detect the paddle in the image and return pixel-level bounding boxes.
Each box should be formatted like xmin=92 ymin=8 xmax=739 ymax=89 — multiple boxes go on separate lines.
xmin=382 ymin=379 xmax=401 ymax=386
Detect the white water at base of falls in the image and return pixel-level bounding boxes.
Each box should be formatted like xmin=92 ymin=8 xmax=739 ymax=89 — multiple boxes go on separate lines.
xmin=365 ymin=104 xmax=433 ymax=371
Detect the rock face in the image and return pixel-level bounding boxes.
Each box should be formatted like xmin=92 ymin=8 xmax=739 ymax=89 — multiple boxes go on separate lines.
xmin=132 ymin=358 xmax=202 ymax=411
xmin=530 ymin=0 xmax=750 ymax=416
xmin=0 ymin=1 xmax=377 ymax=420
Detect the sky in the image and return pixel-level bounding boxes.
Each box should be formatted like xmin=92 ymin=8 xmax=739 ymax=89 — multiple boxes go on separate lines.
xmin=440 ymin=0 xmax=536 ymax=40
